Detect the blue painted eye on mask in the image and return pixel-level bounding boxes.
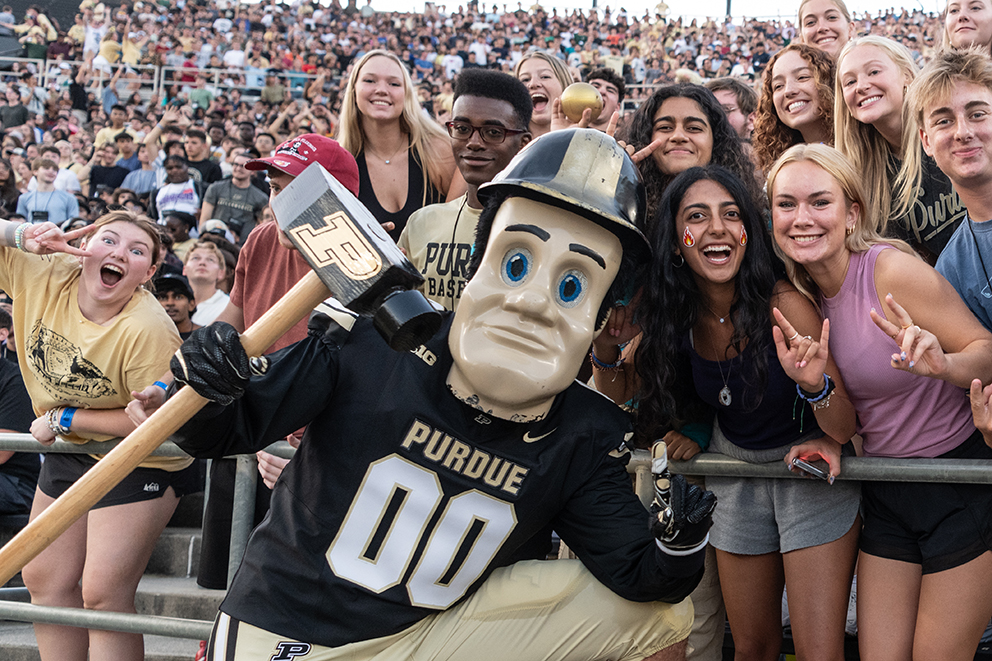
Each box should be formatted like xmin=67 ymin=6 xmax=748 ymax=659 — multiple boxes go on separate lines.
xmin=556 ymin=270 xmax=587 ymax=308
xmin=500 ymin=248 xmax=532 ymax=286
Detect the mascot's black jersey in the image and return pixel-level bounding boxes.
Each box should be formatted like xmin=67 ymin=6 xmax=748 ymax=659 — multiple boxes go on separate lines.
xmin=174 ymin=305 xmax=704 ymax=649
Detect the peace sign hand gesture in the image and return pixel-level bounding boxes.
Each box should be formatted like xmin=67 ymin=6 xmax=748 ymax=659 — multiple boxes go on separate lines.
xmin=602 ymin=111 xmax=664 ymax=165
xmin=772 ymin=306 xmax=830 ymax=393
xmin=869 ymin=293 xmax=948 ymax=378
xmin=21 ymin=222 xmax=94 ymax=257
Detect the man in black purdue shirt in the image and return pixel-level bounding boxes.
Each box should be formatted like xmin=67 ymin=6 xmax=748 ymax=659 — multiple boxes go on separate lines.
xmin=171 ymin=129 xmax=712 ymax=661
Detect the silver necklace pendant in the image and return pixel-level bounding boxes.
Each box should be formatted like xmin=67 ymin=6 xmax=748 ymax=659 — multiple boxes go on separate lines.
xmin=384 ymin=159 xmax=390 ymax=164
xmin=718 ymin=385 xmax=732 ymax=407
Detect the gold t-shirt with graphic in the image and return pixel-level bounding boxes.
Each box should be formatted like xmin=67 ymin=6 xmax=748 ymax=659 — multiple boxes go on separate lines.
xmin=0 ymin=247 xmax=189 ymax=470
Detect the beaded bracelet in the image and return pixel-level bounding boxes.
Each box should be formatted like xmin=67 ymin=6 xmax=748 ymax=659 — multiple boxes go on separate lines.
xmin=46 ymin=407 xmax=70 ymax=437
xmin=13 ymin=222 xmax=28 ymax=252
xmin=589 ymin=349 xmax=624 ymax=371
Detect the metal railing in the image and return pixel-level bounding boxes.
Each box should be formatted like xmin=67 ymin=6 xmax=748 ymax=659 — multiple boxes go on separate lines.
xmin=0 ymin=432 xmax=991 ymax=640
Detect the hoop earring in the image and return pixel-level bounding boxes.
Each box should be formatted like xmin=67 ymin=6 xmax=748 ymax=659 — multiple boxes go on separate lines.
xmin=672 ymin=253 xmax=685 ymax=268
xmin=846 ymin=226 xmax=854 ymax=236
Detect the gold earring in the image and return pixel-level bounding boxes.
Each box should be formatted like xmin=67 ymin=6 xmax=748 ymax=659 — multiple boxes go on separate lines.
xmin=846 ymin=226 xmax=854 ymax=236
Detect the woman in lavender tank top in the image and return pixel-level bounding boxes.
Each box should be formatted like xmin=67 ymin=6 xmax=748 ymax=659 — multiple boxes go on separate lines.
xmin=768 ymin=143 xmax=992 ymax=660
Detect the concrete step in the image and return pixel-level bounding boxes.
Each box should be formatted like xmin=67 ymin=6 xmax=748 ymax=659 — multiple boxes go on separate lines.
xmin=148 ymin=527 xmax=202 ymax=579
xmin=136 ymin=576 xmax=225 ymax=621
xmin=0 ymin=577 xmax=221 ymax=661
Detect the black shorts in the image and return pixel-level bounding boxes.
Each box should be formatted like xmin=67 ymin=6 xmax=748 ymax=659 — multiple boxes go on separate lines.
xmin=38 ymin=452 xmax=201 ymax=510
xmin=860 ymin=429 xmax=992 ymax=574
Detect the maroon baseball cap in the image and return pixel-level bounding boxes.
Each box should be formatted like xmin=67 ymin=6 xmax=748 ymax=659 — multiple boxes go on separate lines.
xmin=246 ymin=134 xmax=360 ymax=196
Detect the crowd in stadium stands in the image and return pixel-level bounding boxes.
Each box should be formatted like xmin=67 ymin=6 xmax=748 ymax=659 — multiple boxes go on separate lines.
xmin=4 ymin=0 xmax=992 ymax=659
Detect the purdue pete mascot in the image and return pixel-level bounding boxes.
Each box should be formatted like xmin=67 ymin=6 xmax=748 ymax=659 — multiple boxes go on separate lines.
xmin=170 ymin=129 xmax=716 ymax=661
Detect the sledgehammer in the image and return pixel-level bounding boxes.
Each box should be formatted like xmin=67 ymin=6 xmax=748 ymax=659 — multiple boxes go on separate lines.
xmin=0 ymin=163 xmax=441 ymax=584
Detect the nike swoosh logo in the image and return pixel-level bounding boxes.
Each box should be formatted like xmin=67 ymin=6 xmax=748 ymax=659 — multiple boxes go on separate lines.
xmin=523 ymin=428 xmax=557 ymax=443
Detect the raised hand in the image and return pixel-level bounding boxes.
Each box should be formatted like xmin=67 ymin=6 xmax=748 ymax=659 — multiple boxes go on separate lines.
xmin=550 ymin=97 xmax=593 ymax=132
xmin=21 ymin=222 xmax=94 ymax=257
xmin=771 ymin=306 xmax=830 ymax=392
xmin=161 ymin=105 xmax=181 ymax=125
xmin=869 ymin=293 xmax=948 ymax=378
xmin=614 ymin=135 xmax=664 ymax=165
xmin=604 ymin=110 xmax=621 ymax=137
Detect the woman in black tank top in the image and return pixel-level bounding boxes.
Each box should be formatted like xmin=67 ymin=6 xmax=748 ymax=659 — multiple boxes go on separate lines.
xmin=637 ymin=165 xmax=860 ymax=661
xmin=338 ymin=50 xmax=455 ymax=241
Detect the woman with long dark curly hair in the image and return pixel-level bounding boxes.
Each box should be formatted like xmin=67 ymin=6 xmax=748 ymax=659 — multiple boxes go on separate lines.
xmin=617 ymin=82 xmax=762 ymax=221
xmin=753 ymin=43 xmax=836 ymax=172
xmin=636 ymin=164 xmax=861 ymax=660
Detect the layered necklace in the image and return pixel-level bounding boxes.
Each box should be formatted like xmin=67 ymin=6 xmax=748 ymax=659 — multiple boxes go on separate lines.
xmin=703 ymin=304 xmax=733 ymax=406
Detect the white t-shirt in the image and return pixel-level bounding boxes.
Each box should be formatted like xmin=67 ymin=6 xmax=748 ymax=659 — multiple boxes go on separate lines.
xmin=223 ymin=48 xmax=245 ymax=68
xmin=155 ymin=178 xmax=200 ymax=221
xmin=191 ymin=288 xmax=229 ymax=326
xmin=27 ymin=169 xmax=81 ymax=193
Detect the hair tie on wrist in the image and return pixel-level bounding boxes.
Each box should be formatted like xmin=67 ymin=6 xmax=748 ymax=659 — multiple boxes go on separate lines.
xmin=796 ymin=373 xmax=836 ymax=411
xmin=590 ymin=348 xmax=624 ymax=371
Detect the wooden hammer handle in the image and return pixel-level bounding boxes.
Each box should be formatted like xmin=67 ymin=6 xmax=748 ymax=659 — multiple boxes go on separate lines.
xmin=0 ymin=271 xmax=330 ymax=585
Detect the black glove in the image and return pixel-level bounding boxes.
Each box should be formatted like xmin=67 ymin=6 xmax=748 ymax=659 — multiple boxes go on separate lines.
xmin=171 ymin=322 xmax=265 ymax=405
xmin=649 ymin=440 xmax=716 ymax=556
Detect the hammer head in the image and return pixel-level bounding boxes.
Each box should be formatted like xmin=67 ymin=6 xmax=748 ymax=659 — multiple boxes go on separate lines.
xmin=270 ymin=162 xmax=441 ymax=351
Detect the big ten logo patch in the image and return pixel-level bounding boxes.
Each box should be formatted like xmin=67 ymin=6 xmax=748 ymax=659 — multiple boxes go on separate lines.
xmin=289 ymin=212 xmax=382 ymax=280
xmin=270 ymin=641 xmax=312 ymax=660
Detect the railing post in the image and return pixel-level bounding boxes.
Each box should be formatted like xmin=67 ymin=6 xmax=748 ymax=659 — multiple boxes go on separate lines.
xmin=227 ymin=454 xmax=257 ymax=587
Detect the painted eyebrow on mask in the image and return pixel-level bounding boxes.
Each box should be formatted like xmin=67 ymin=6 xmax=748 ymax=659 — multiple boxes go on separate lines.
xmin=569 ymin=243 xmax=606 ymax=270
xmin=505 ymin=224 xmax=551 ymax=242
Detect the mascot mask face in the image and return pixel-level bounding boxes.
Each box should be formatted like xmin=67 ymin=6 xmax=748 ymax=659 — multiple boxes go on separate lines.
xmin=447 ymin=196 xmax=621 ymax=422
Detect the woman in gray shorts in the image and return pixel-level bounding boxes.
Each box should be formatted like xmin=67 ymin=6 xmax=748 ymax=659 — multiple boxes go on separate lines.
xmin=636 ymin=165 xmax=860 ymax=661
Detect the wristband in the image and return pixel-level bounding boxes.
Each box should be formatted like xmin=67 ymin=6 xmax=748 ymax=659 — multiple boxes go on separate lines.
xmin=59 ymin=407 xmax=76 ymax=431
xmin=797 ymin=373 xmax=836 ymax=411
xmin=797 ymin=373 xmax=834 ymax=402
xmin=589 ymin=348 xmax=624 ymax=371
xmin=153 ymin=380 xmax=169 ymax=392
xmin=655 ymin=533 xmax=710 ymax=557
